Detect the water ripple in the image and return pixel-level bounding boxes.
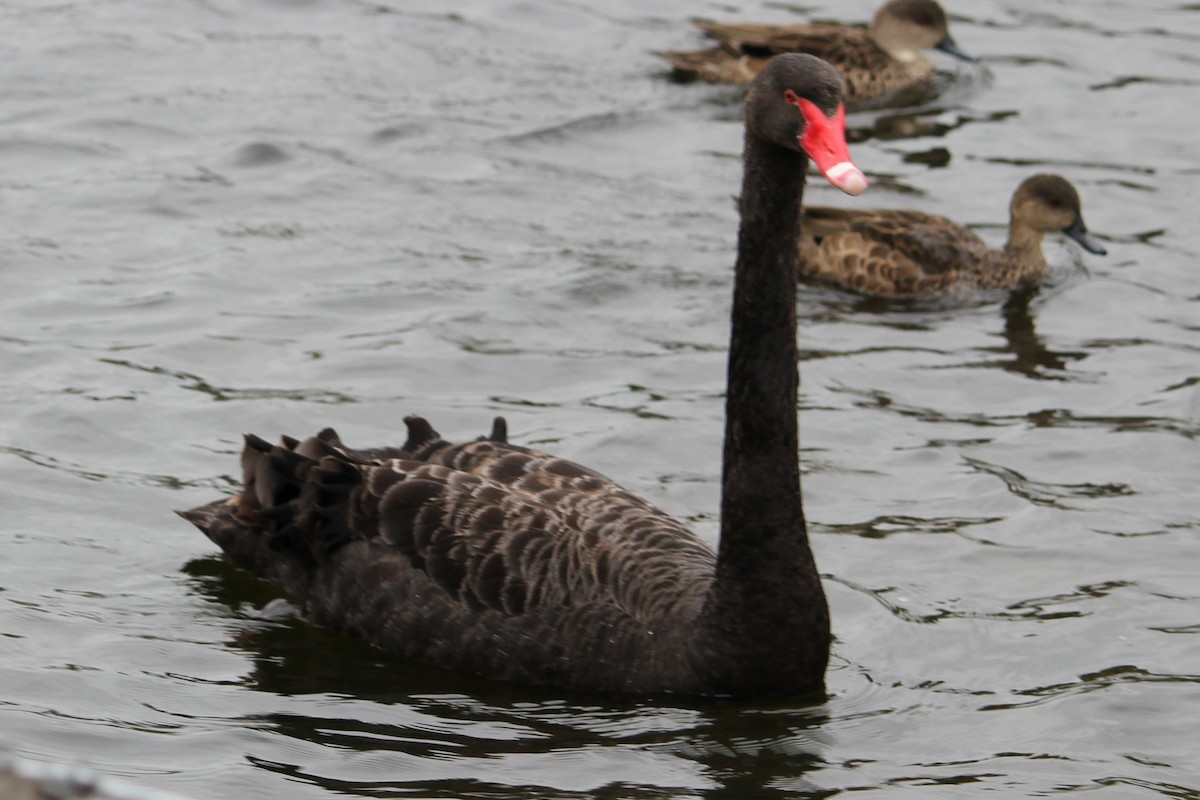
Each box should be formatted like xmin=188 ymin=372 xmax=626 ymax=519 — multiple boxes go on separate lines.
xmin=963 ymin=456 xmax=1136 ymax=509
xmin=980 ymin=664 xmax=1200 ymax=712
xmin=99 ymin=359 xmax=359 ymax=404
xmin=0 ymin=446 xmax=228 ymax=492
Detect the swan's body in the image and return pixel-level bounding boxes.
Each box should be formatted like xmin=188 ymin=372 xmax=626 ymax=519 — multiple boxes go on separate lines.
xmin=181 ymin=54 xmax=866 ymax=697
xmin=658 ymin=0 xmax=975 ymax=105
xmin=799 ymin=174 xmax=1107 ymax=297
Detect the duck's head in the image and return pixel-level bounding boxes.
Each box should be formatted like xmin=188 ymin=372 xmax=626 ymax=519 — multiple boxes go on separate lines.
xmin=870 ymin=0 xmax=977 ymax=63
xmin=1011 ymin=174 xmax=1107 ymax=255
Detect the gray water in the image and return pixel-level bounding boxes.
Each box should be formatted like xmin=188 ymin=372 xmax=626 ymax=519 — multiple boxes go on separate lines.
xmin=1 ymin=0 xmax=1197 ymax=798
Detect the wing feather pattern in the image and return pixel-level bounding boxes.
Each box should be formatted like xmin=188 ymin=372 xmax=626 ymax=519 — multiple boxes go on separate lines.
xmin=800 ymin=206 xmax=992 ymax=295
xmin=183 ymin=416 xmax=717 ymax=691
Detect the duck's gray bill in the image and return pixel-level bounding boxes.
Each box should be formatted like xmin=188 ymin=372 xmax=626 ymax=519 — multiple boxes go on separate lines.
xmin=935 ymin=34 xmax=978 ymax=64
xmin=1064 ymin=218 xmax=1107 ymax=255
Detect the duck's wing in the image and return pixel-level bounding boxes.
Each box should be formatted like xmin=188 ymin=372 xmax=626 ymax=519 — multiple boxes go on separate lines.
xmin=695 ymin=23 xmax=899 ymax=104
xmin=180 ymin=417 xmax=715 ymax=686
xmin=659 ymin=22 xmax=888 ymax=93
xmin=800 ymin=207 xmax=990 ymax=296
xmin=700 ymin=22 xmax=884 ymax=66
xmin=657 ymin=23 xmax=794 ymax=85
xmin=656 ymin=45 xmax=763 ymax=85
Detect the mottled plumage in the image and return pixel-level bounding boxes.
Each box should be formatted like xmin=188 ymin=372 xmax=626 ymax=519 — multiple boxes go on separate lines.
xmin=658 ymin=0 xmax=975 ymax=105
xmin=182 ymin=54 xmax=867 ymax=697
xmin=184 ymin=421 xmax=723 ymax=690
xmin=798 ymin=174 xmax=1107 ymax=297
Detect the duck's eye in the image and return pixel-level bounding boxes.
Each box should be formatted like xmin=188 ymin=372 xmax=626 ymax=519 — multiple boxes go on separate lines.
xmin=917 ymin=14 xmax=933 ymax=25
xmin=1046 ymin=195 xmax=1063 ymax=208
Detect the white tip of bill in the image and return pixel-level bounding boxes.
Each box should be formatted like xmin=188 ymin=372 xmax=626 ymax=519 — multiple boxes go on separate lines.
xmin=824 ymin=162 xmax=868 ymax=196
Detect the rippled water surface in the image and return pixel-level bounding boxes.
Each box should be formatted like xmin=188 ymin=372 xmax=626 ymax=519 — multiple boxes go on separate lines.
xmin=2 ymin=1 xmax=1198 ymax=798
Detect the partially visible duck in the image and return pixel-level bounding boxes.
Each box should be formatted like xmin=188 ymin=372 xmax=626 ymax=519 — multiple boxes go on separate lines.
xmin=658 ymin=0 xmax=976 ymax=106
xmin=0 ymin=755 xmax=193 ymax=800
xmin=180 ymin=55 xmax=868 ymax=698
xmin=798 ymin=173 xmax=1107 ymax=298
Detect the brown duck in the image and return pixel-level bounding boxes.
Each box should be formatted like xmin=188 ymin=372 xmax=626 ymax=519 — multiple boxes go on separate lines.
xmin=180 ymin=55 xmax=868 ymax=698
xmin=799 ymin=174 xmax=1107 ymax=298
xmin=659 ymin=0 xmax=976 ymax=106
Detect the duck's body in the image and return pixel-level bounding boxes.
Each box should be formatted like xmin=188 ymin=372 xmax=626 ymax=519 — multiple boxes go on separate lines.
xmin=798 ymin=174 xmax=1107 ymax=298
xmin=659 ymin=0 xmax=975 ymax=105
xmin=181 ymin=54 xmax=867 ymax=698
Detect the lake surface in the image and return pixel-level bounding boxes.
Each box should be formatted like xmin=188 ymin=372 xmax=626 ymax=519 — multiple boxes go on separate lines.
xmin=1 ymin=0 xmax=1197 ymax=798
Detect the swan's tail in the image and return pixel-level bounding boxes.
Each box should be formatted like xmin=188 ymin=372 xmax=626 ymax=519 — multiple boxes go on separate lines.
xmin=178 ymin=416 xmax=510 ymax=593
xmin=178 ymin=428 xmax=357 ymax=593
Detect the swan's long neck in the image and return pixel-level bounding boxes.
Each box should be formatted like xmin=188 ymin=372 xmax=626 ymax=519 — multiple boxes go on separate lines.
xmin=721 ymin=134 xmax=806 ymax=538
xmin=699 ymin=130 xmax=830 ymax=691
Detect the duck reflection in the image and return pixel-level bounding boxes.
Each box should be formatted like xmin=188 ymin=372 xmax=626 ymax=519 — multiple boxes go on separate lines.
xmin=848 ymin=106 xmax=1016 ymax=147
xmin=994 ymin=289 xmax=1087 ymax=378
xmin=804 ymin=285 xmax=1087 ymax=380
xmin=183 ymin=557 xmax=831 ymax=799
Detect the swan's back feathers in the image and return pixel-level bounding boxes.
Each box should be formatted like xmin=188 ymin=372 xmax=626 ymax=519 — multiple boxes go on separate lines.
xmin=183 ymin=416 xmax=719 ymax=690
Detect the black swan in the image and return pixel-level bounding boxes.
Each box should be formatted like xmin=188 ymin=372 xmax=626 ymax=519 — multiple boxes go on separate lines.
xmin=181 ymin=53 xmax=867 ymax=697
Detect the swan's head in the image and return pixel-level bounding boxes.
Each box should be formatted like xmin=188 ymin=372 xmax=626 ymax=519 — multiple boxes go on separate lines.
xmin=1010 ymin=174 xmax=1107 ymax=255
xmin=747 ymin=54 xmax=868 ymax=196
